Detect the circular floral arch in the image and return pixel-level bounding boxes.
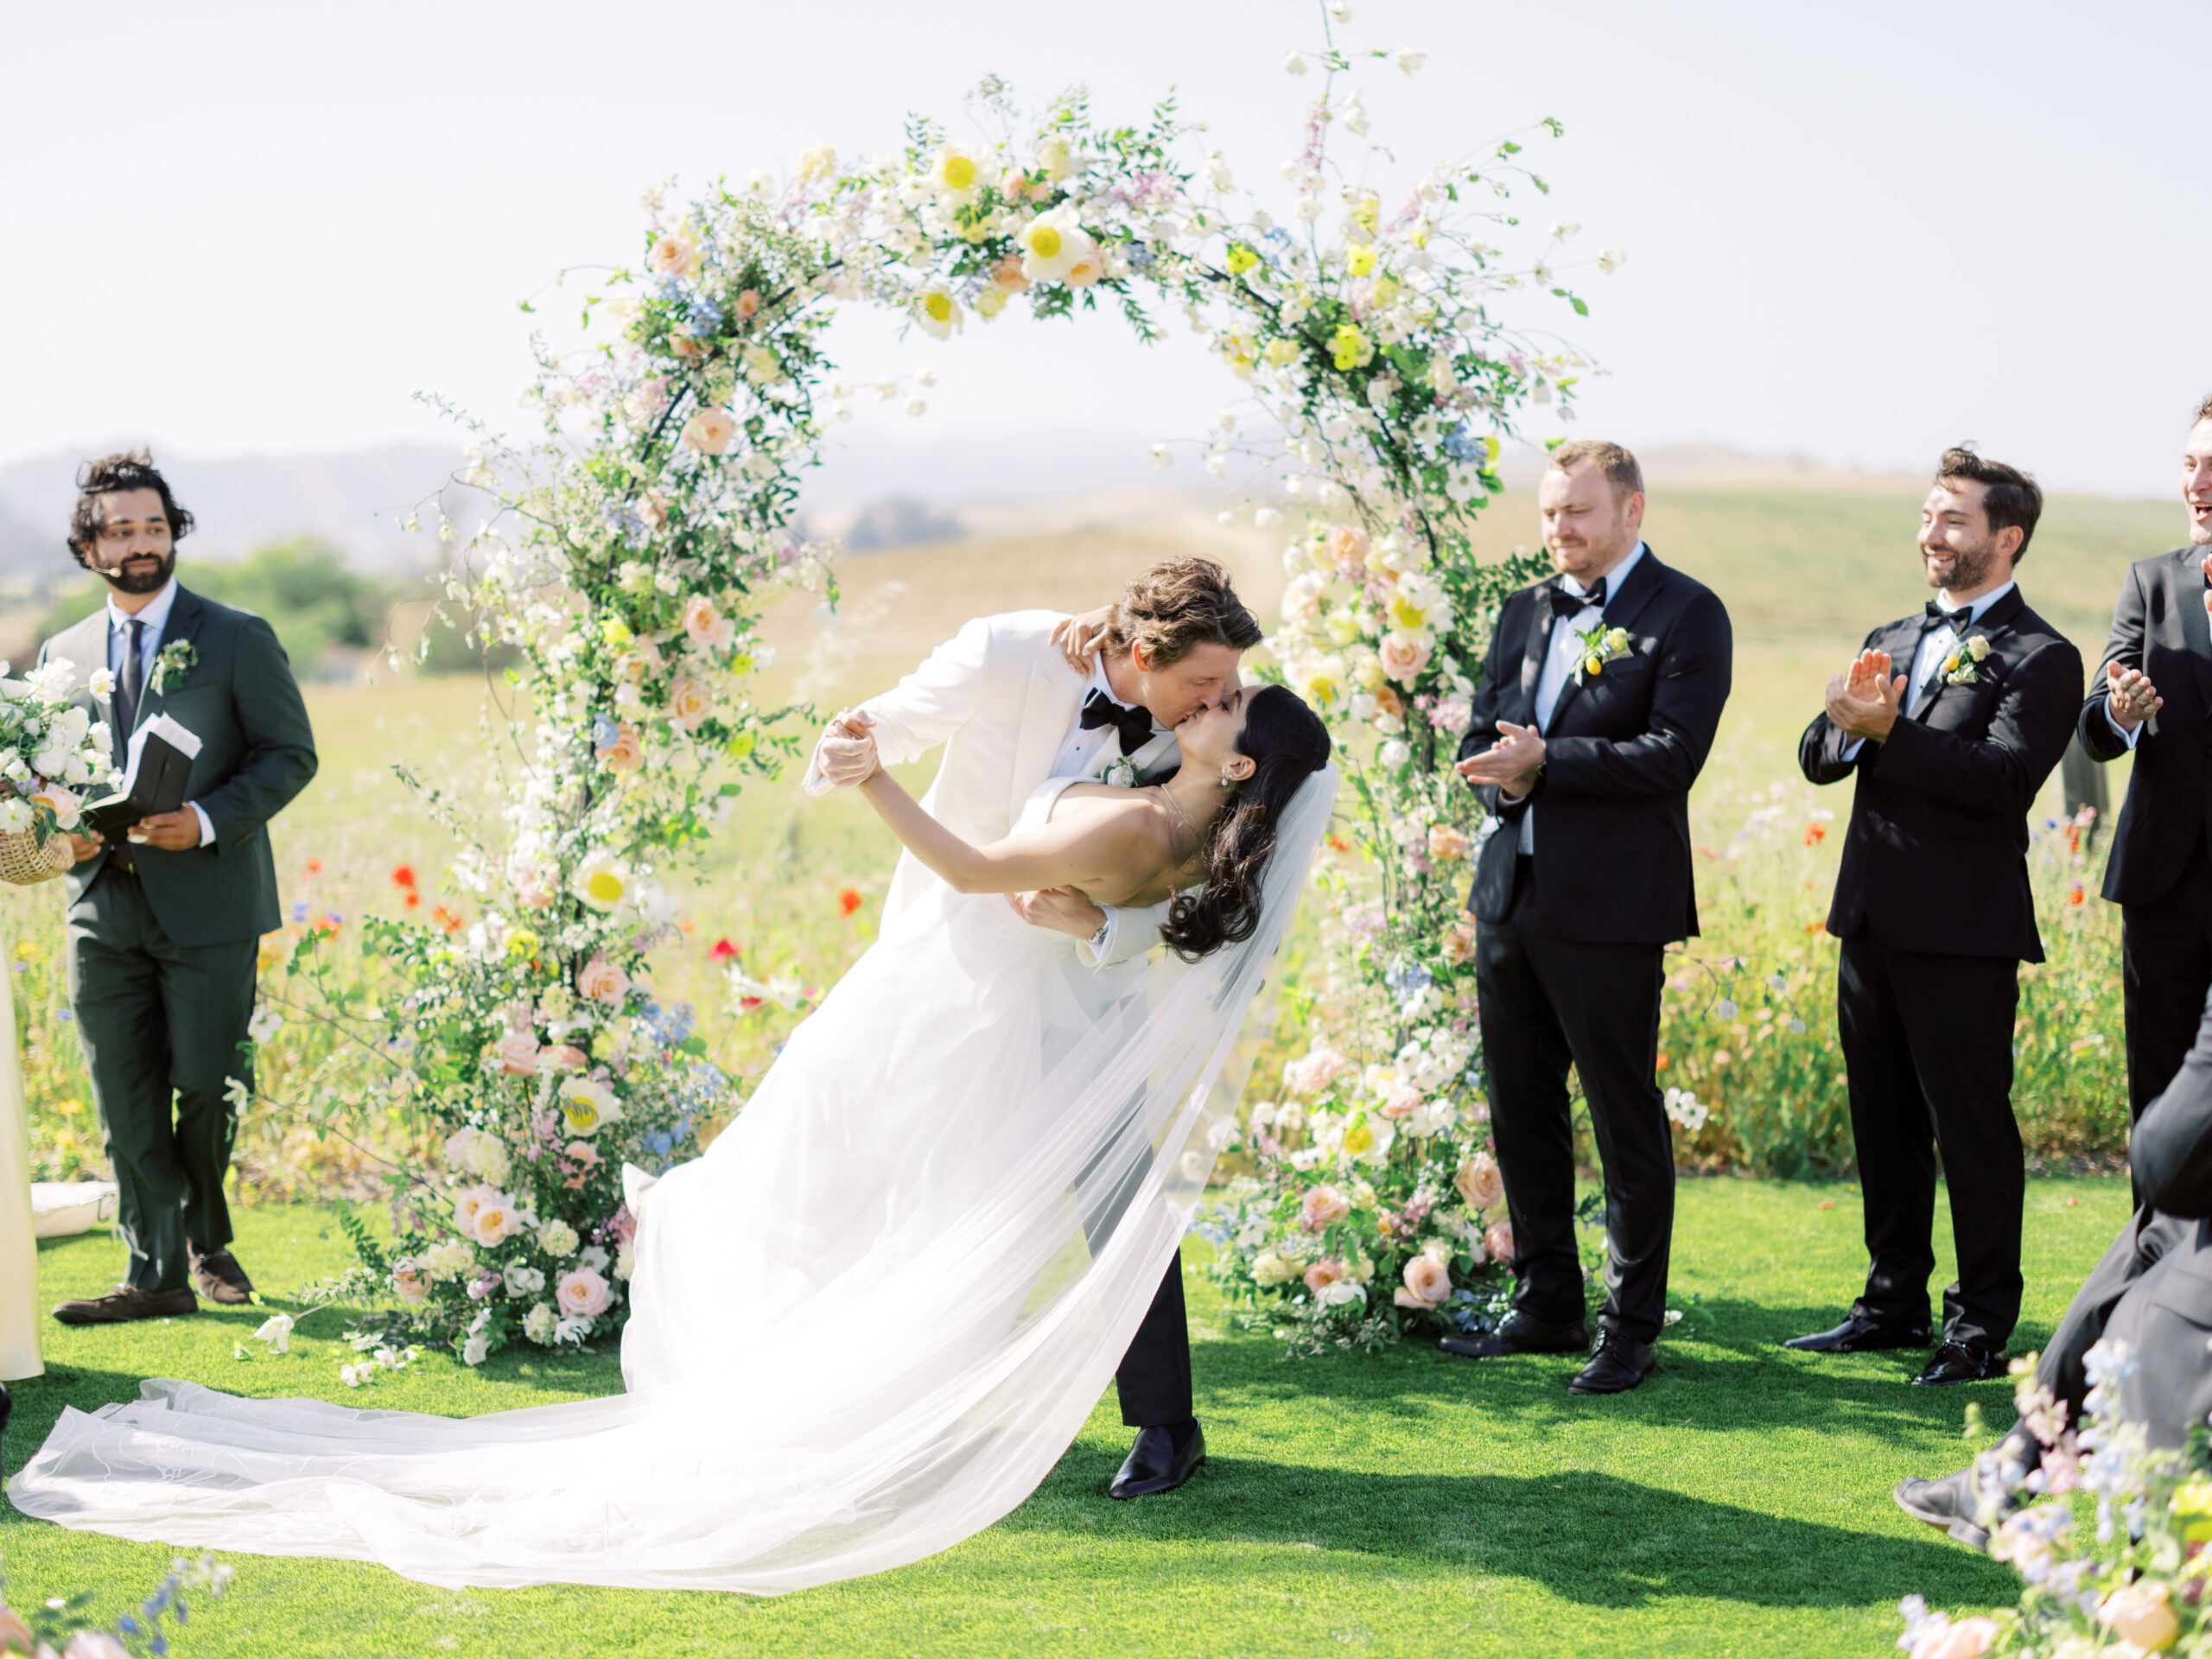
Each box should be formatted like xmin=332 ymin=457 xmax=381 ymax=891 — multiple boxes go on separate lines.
xmin=304 ymin=33 xmax=1611 ymax=1363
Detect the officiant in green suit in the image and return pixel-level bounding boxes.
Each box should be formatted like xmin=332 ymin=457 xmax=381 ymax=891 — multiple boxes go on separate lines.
xmin=35 ymin=450 xmax=318 ymax=1325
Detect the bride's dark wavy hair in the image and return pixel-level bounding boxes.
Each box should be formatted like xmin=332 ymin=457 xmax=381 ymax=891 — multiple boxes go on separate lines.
xmin=1160 ymin=683 xmax=1332 ymax=963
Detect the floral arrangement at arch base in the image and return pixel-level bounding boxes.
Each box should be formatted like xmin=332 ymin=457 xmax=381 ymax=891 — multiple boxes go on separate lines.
xmin=272 ymin=11 xmax=1631 ymax=1365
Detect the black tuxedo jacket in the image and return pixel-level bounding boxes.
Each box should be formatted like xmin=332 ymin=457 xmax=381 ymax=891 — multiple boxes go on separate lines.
xmin=1459 ymin=547 xmax=1732 ymax=944
xmin=1800 ymin=588 xmax=2082 ymax=963
xmin=2078 ymin=547 xmax=2212 ymax=907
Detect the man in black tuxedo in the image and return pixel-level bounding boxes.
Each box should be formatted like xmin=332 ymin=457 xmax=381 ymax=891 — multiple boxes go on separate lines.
xmin=1444 ymin=440 xmax=1733 ymax=1395
xmin=1791 ymin=447 xmax=2083 ymax=1385
xmin=2074 ymin=397 xmax=2212 ymax=1143
xmin=1893 ymin=979 xmax=2212 ymax=1548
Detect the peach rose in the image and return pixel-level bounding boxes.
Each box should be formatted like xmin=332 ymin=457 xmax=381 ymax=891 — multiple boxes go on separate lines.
xmin=469 ymin=1192 xmax=523 ymax=1247
xmin=1441 ymin=919 xmax=1479 ymax=966
xmin=1376 ymin=1078 xmax=1424 ymax=1120
xmin=1299 ymin=1184 xmax=1351 ymax=1230
xmin=576 ymin=957 xmax=630 ymax=1004
xmin=1427 ymin=824 xmax=1471 ymax=862
xmin=1484 ymin=1218 xmax=1516 ymax=1266
xmin=2096 ymin=1586 xmax=2177 ymax=1654
xmin=0 ymin=1602 xmax=35 ymax=1656
xmin=451 ymin=1183 xmax=496 ymax=1235
xmin=1302 ymin=1258 xmax=1345 ymax=1294
xmin=557 ymin=1266 xmax=613 ymax=1319
xmin=734 ymin=288 xmax=762 ymax=321
xmin=667 ymin=676 xmax=712 ymax=733
xmin=680 ymin=409 xmax=736 ymax=454
xmin=494 ymin=1031 xmax=540 ymax=1077
xmin=1324 ymin=524 xmax=1370 ymax=575
xmin=1457 ymin=1153 xmax=1505 ymax=1211
xmin=1379 ymin=631 xmax=1433 ymax=683
xmin=1911 ymin=1618 xmax=2000 ymax=1659
xmin=31 ymin=782 xmax=83 ymax=830
xmin=538 ymin=1044 xmax=589 ymax=1072
xmin=636 ymin=491 xmax=671 ymax=531
xmin=683 ymin=593 xmax=723 ymax=645
xmin=391 ymin=1259 xmax=430 ymax=1303
xmin=1394 ymin=1253 xmax=1452 ymax=1310
xmin=598 ymin=723 xmax=645 ymax=773
xmin=1061 ymin=233 xmax=1104 ymax=287
xmin=991 ymin=253 xmax=1030 ymax=293
xmin=1372 ymin=683 xmax=1405 ymax=721
xmin=645 ymin=232 xmax=696 ymax=278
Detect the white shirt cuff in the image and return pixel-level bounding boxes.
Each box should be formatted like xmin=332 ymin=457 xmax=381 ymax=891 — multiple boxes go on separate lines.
xmin=1077 ymin=906 xmax=1118 ymax=968
xmin=2103 ymin=699 xmax=2145 ymax=750
xmin=189 ymin=802 xmax=213 ymax=846
xmin=1839 ymin=737 xmax=1866 ymax=762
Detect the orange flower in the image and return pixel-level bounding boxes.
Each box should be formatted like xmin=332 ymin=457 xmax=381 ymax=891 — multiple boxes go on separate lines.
xmin=391 ymin=864 xmax=417 ymax=888
xmin=1806 ymin=920 xmax=1827 ymax=937
xmin=1802 ymin=823 xmax=1826 ymax=846
xmin=404 ymin=892 xmax=421 ymax=910
xmin=1326 ymin=833 xmax=1352 ymax=854
xmin=431 ymin=905 xmax=466 ymax=935
xmin=2067 ymin=883 xmax=2085 ymax=906
xmin=305 ymin=858 xmax=323 ymax=874
xmin=837 ymin=887 xmax=862 ymax=917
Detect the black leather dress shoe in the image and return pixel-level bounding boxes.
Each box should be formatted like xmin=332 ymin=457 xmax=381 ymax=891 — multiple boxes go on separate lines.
xmin=1893 ymin=1469 xmax=2012 ymax=1550
xmin=1109 ymin=1420 xmax=1205 ymax=1500
xmin=1783 ymin=1313 xmax=1931 ymax=1354
xmin=1911 ymin=1342 xmax=2003 ymax=1386
xmin=1568 ymin=1336 xmax=1656 ymax=1395
xmin=1439 ymin=1311 xmax=1590 ymax=1360
xmin=1 ymin=1379 xmax=10 ymax=1481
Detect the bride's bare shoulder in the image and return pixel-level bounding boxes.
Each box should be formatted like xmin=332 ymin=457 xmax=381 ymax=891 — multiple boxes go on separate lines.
xmin=1046 ymin=785 xmax=1173 ymax=855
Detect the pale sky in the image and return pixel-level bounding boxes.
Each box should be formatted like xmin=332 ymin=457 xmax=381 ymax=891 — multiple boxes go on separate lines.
xmin=4 ymin=0 xmax=2206 ymax=498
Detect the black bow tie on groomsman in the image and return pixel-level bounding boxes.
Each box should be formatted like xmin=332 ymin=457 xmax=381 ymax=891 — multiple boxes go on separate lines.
xmin=1923 ymin=601 xmax=1974 ymax=633
xmin=1549 ymin=578 xmax=1608 ymax=620
xmin=1081 ymin=689 xmax=1156 ymax=755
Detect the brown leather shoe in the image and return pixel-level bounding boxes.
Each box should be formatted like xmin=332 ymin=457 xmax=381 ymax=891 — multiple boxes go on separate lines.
xmin=189 ymin=1244 xmax=254 ymax=1306
xmin=53 ymin=1284 xmax=197 ymax=1325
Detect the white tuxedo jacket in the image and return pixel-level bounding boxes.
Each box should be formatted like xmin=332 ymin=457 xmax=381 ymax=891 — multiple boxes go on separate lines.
xmin=813 ymin=610 xmax=1175 ymax=969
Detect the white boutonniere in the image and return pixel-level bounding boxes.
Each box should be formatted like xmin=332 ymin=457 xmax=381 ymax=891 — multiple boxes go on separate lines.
xmin=1103 ymin=756 xmax=1140 ymax=788
xmin=1572 ymin=623 xmax=1634 ymax=685
xmin=152 ymin=640 xmax=197 ymax=694
xmin=1940 ymin=634 xmax=1993 ymax=686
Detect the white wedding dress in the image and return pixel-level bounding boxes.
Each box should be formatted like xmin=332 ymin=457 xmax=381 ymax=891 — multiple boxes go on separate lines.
xmin=8 ymin=770 xmax=1337 ymax=1592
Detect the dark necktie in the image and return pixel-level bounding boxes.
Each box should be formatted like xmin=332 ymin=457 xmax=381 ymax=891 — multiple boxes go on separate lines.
xmin=1923 ymin=601 xmax=1973 ymax=632
xmin=116 ymin=618 xmax=147 ymax=755
xmin=1548 ymin=577 xmax=1607 ymax=621
xmin=1080 ymin=689 xmax=1155 ymax=756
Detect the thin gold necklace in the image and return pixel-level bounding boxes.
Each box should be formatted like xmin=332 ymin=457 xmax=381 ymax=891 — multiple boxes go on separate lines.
xmin=1154 ymin=784 xmax=1198 ymax=858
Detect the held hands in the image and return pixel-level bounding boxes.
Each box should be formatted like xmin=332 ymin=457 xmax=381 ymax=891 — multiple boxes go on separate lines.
xmin=1006 ymin=886 xmax=1108 ymax=940
xmin=1825 ymin=648 xmax=1904 ymax=742
xmin=815 ymin=709 xmax=881 ymax=789
xmin=1455 ymin=720 xmax=1546 ymax=798
xmin=129 ymin=809 xmax=201 ymax=852
xmin=1050 ymin=607 xmax=1116 ymax=671
xmin=2106 ymin=661 xmax=2164 ymax=733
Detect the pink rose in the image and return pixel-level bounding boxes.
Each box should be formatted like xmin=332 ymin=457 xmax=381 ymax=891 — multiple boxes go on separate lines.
xmin=2095 ymin=1587 xmax=2176 ymax=1654
xmin=1379 ymin=632 xmax=1433 ymax=683
xmin=1061 ymin=233 xmax=1104 ymax=287
xmin=667 ymin=676 xmax=711 ymax=733
xmin=1484 ymin=1218 xmax=1516 ymax=1266
xmin=576 ymin=957 xmax=630 ymax=1004
xmin=680 ymin=409 xmax=736 ymax=454
xmin=1441 ymin=919 xmax=1478 ymax=966
xmin=1911 ymin=1618 xmax=2000 ymax=1659
xmin=683 ymin=593 xmax=723 ymax=645
xmin=451 ymin=1183 xmax=496 ymax=1234
xmin=1376 ymin=1078 xmax=1424 ymax=1120
xmin=494 ymin=1031 xmax=540 ymax=1077
xmin=1427 ymin=824 xmax=1471 ymax=862
xmin=645 ymin=232 xmax=696 ymax=278
xmin=734 ymin=288 xmax=762 ymax=321
xmin=598 ymin=722 xmax=645 ymax=774
xmin=1394 ymin=1254 xmax=1452 ymax=1310
xmin=557 ymin=1266 xmax=613 ymax=1319
xmin=391 ymin=1259 xmax=430 ymax=1303
xmin=1324 ymin=524 xmax=1370 ymax=575
xmin=1302 ymin=1258 xmax=1345 ymax=1294
xmin=989 ymin=253 xmax=1029 ymax=293
xmin=1457 ymin=1154 xmax=1505 ymax=1211
xmin=1300 ymin=1184 xmax=1351 ymax=1230
xmin=538 ymin=1044 xmax=589 ymax=1073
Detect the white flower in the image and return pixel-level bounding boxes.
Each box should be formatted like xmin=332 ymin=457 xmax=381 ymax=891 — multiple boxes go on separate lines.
xmin=339 ymin=1362 xmax=370 ymax=1388
xmin=252 ymin=1313 xmax=295 ymax=1354
xmin=523 ymin=1301 xmax=558 ymax=1344
xmin=1598 ymin=248 xmax=1627 ymax=273
xmin=1392 ymin=47 xmax=1426 ymax=73
xmin=26 ymin=659 xmax=76 ymax=700
xmin=1283 ymin=50 xmax=1308 ymax=75
xmin=1017 ymin=205 xmax=1097 ymax=284
xmin=613 ymin=1239 xmax=637 ymax=1281
xmin=573 ymin=852 xmax=629 ymax=912
xmin=248 ymin=1007 xmax=284 ymax=1043
xmin=1205 ymin=149 xmax=1234 ymax=192
xmin=87 ymin=667 xmax=115 ymax=702
xmin=1550 ymin=220 xmax=1581 ymax=242
xmin=461 ymin=1332 xmax=491 ymax=1366
xmin=0 ymin=798 xmax=32 ymax=834
xmin=1315 ymin=1280 xmax=1367 ymax=1307
xmin=558 ymin=1076 xmax=625 ymax=1136
xmin=912 ymin=284 xmax=963 ymax=340
xmin=1151 ymin=443 xmax=1174 ymax=468
xmin=536 ymin=1218 xmax=580 ymax=1258
xmin=1327 ymin=0 xmax=1353 ymax=19
xmin=1341 ymin=89 xmax=1369 ymax=137
xmin=502 ymin=1262 xmax=546 ymax=1297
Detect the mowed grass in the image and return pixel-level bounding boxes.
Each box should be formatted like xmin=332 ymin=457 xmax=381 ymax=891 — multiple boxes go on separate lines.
xmin=3 ymin=1177 xmax=2128 ymax=1657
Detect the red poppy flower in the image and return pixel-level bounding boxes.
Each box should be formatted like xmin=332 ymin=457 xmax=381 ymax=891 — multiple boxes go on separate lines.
xmin=709 ymin=938 xmax=740 ymax=961
xmin=391 ymin=865 xmax=417 ymax=889
xmin=1802 ymin=823 xmax=1826 ymax=846
xmin=305 ymin=859 xmax=323 ymax=874
xmin=838 ymin=888 xmax=862 ymax=917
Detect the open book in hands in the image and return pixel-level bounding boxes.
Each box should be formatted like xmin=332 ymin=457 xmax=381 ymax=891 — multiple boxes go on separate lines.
xmin=81 ymin=714 xmax=201 ymax=840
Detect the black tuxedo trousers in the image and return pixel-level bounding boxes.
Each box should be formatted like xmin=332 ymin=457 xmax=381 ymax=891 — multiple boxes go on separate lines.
xmin=1838 ymin=933 xmax=2024 ymax=1349
xmin=1476 ymin=861 xmax=1674 ymax=1344
xmin=2121 ymin=841 xmax=2212 ymax=1126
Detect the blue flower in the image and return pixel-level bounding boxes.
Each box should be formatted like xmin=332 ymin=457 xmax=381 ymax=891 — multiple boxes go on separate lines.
xmin=594 ymin=715 xmax=620 ymax=749
xmin=56 ymin=1008 xmax=72 ymax=1023
xmin=291 ymin=902 xmax=308 ymax=922
xmin=687 ymin=296 xmax=723 ymax=335
xmin=1442 ymin=423 xmax=1484 ymax=463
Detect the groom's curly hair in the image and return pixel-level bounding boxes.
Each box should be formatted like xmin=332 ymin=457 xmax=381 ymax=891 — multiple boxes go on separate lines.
xmin=1161 ymin=685 xmax=1332 ymax=962
xmin=66 ymin=448 xmax=194 ymax=569
xmin=1101 ymin=557 xmax=1262 ymax=667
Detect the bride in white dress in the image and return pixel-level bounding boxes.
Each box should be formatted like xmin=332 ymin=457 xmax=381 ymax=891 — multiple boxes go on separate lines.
xmin=9 ymin=683 xmax=1335 ymax=1595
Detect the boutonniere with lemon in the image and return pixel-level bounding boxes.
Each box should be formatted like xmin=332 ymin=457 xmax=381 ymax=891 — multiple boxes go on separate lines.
xmin=1573 ymin=622 xmax=1634 ymax=685
xmin=1940 ymin=634 xmax=1993 ymax=687
xmin=151 ymin=639 xmax=198 ymax=695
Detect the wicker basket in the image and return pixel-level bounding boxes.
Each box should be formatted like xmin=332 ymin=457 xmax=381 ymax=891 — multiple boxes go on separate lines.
xmin=0 ymin=785 xmax=75 ymax=887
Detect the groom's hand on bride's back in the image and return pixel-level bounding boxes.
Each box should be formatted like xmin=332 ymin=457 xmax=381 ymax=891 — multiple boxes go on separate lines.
xmin=1008 ymin=886 xmax=1108 ymax=940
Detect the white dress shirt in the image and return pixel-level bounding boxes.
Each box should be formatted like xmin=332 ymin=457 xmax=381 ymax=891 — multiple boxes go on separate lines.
xmin=1051 ymin=660 xmax=1163 ymax=781
xmin=1515 ymin=541 xmax=1648 ymax=855
xmin=106 ymin=582 xmax=213 ymax=847
xmin=1838 ymin=581 xmax=2015 ymax=763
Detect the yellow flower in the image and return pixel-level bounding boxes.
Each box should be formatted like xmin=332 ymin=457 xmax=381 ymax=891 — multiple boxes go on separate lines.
xmin=727 ymin=731 xmax=756 ymax=760
xmin=1584 ymin=655 xmax=1605 ymax=677
xmin=1262 ymin=337 xmax=1301 ymax=367
xmin=1341 ymin=1116 xmax=1375 ymax=1156
xmin=1942 ymin=652 xmax=1962 ymax=675
xmin=1331 ymin=324 xmax=1373 ymax=372
xmin=505 ymin=929 xmax=540 ymax=961
xmin=930 ymin=145 xmax=981 ymax=199
xmin=1225 ymin=243 xmax=1260 ymax=276
xmin=601 ymin=619 xmax=633 ymax=650
xmin=1346 ymin=245 xmax=1377 ymax=276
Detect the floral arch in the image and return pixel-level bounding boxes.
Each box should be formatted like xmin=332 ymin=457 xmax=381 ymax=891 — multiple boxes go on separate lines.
xmin=296 ymin=31 xmax=1615 ymax=1362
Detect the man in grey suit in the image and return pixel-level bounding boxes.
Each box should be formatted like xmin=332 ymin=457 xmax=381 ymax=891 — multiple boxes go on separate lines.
xmin=39 ymin=451 xmax=318 ymax=1325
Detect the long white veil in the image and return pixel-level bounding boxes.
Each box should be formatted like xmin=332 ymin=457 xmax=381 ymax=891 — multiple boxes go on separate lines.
xmin=8 ymin=765 xmax=1340 ymax=1594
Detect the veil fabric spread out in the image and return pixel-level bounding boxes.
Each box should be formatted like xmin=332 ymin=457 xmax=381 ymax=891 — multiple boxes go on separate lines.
xmin=8 ymin=767 xmax=1339 ymax=1594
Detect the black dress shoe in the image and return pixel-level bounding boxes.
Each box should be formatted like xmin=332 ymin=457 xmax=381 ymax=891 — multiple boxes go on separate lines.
xmin=1783 ymin=1313 xmax=1931 ymax=1354
xmin=1892 ymin=1468 xmax=2014 ymax=1550
xmin=1 ymin=1379 xmax=10 ymax=1481
xmin=1439 ymin=1311 xmax=1590 ymax=1359
xmin=1568 ymin=1336 xmax=1656 ymax=1395
xmin=1911 ymin=1342 xmax=2004 ymax=1386
xmin=188 ymin=1244 xmax=254 ymax=1306
xmin=52 ymin=1284 xmax=196 ymax=1325
xmin=1109 ymin=1420 xmax=1205 ymax=1500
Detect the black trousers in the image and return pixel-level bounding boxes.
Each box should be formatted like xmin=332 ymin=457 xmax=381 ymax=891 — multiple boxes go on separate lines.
xmin=1837 ymin=931 xmax=2024 ymax=1349
xmin=2121 ymin=838 xmax=2212 ymax=1128
xmin=1077 ymin=1137 xmax=1192 ymax=1430
xmin=1474 ymin=865 xmax=1673 ymax=1345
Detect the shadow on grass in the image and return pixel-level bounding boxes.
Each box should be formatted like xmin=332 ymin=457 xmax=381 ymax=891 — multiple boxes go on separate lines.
xmin=1007 ymin=1457 xmax=2015 ymax=1611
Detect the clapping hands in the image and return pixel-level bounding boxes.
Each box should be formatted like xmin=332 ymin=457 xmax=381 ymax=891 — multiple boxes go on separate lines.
xmin=1826 ymin=648 xmax=1904 ymax=742
xmin=1455 ymin=720 xmax=1546 ymax=798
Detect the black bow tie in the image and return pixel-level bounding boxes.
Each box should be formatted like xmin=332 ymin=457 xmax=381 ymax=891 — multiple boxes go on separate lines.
xmin=1549 ymin=578 xmax=1607 ymax=620
xmin=1081 ymin=689 xmax=1157 ymax=755
xmin=1923 ymin=601 xmax=1974 ymax=632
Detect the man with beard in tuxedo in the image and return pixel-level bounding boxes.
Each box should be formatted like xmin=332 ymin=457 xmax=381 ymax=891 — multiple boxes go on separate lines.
xmin=2073 ymin=397 xmax=2212 ymax=1152
xmin=1790 ymin=447 xmax=2082 ymax=1385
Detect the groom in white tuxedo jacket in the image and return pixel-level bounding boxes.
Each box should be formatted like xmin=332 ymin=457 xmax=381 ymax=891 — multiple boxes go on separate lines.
xmin=809 ymin=556 xmax=1262 ymax=1497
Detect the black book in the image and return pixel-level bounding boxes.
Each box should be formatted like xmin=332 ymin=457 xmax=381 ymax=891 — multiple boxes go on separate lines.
xmin=83 ymin=715 xmax=201 ymax=839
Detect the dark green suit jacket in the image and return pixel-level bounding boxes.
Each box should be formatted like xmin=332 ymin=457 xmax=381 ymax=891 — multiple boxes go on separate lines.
xmin=37 ymin=586 xmax=319 ymax=946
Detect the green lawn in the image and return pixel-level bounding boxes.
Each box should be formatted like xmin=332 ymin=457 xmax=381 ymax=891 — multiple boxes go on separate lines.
xmin=2 ymin=1178 xmax=2126 ymax=1657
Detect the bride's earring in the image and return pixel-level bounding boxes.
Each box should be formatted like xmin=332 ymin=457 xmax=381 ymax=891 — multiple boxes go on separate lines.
xmin=1218 ymin=770 xmax=1234 ymax=788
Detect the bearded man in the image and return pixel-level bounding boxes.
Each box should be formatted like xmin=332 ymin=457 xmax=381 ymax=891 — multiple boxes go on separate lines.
xmin=1791 ymin=447 xmax=2082 ymax=1385
xmin=39 ymin=450 xmax=318 ymax=1326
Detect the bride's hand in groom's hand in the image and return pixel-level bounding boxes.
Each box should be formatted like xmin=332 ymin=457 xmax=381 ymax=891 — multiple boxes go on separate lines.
xmin=816 ymin=709 xmax=880 ymax=787
xmin=1007 ymin=886 xmax=1108 ymax=940
xmin=1052 ymin=607 xmax=1116 ymax=670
